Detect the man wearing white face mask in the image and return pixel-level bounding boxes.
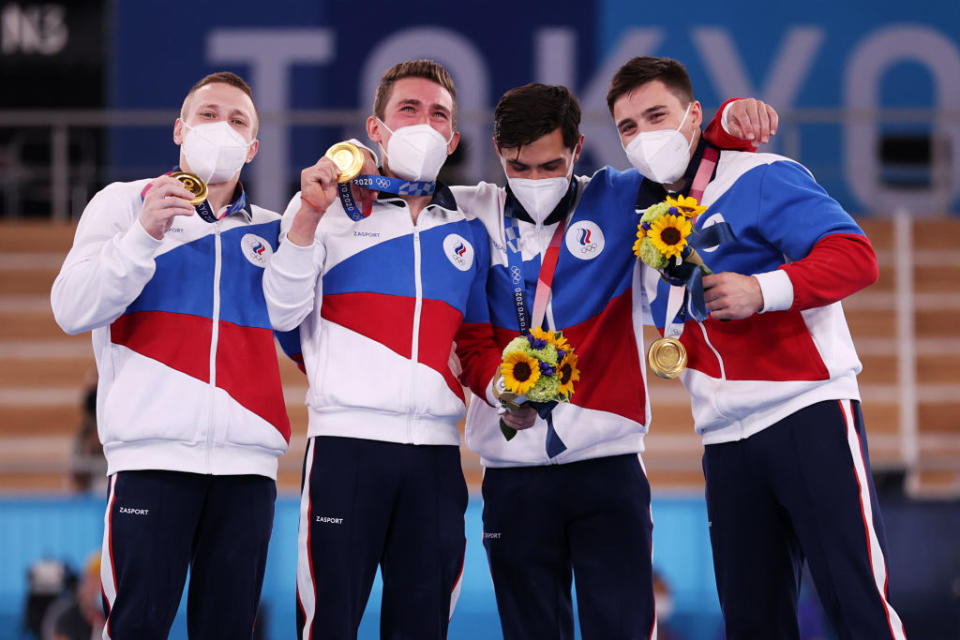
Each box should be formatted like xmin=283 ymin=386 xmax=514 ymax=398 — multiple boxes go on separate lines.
xmin=263 ymin=59 xmax=502 ymax=639
xmin=609 ymin=57 xmax=905 ymax=640
xmin=52 ymin=72 xmax=299 ymax=639
xmin=451 ymin=83 xmax=774 ymax=640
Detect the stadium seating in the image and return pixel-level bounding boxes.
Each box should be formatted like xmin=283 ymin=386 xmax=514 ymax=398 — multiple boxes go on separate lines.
xmin=1 ymin=219 xmax=958 ymax=496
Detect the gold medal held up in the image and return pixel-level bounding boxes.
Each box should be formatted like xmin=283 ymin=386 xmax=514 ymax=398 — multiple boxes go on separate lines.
xmin=170 ymin=171 xmax=208 ymax=205
xmin=325 ymin=142 xmax=365 ymax=183
xmin=648 ymin=337 xmax=687 ymax=379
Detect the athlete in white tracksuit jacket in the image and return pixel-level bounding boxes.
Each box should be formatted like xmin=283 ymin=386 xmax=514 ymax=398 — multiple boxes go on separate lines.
xmin=51 ymin=73 xmax=296 ymax=639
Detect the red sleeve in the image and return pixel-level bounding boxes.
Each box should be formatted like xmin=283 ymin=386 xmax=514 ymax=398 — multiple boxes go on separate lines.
xmin=780 ymin=233 xmax=879 ymax=311
xmin=703 ymin=98 xmax=758 ymax=152
xmin=455 ymin=321 xmax=502 ymax=406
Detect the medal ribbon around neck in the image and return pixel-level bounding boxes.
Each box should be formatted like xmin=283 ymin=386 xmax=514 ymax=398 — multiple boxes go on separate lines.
xmin=337 ymin=175 xmax=436 ymax=221
xmin=660 ymin=146 xmax=732 ymax=325
xmin=502 ymin=193 xmax=571 ymax=458
xmin=324 ymin=142 xmax=437 ymax=221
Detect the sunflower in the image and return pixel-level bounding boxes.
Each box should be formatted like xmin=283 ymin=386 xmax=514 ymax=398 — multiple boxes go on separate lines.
xmin=647 ymin=214 xmax=692 ymax=260
xmin=501 ymin=351 xmax=541 ymax=395
xmin=557 ymin=351 xmax=581 ymax=398
xmin=633 ymin=228 xmax=645 ymax=259
xmin=666 ymin=194 xmax=707 ymax=218
xmin=552 ymin=332 xmax=571 ymax=353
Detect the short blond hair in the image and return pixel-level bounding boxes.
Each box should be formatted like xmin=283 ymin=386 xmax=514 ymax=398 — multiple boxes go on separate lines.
xmin=373 ymin=59 xmax=457 ymax=125
xmin=180 ymin=71 xmax=259 ymax=136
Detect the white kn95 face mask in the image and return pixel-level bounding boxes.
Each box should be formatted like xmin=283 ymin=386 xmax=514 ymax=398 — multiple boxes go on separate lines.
xmin=181 ymin=121 xmax=253 ymax=184
xmin=622 ymin=102 xmax=694 ymax=185
xmin=504 ymin=157 xmax=574 ymax=224
xmin=378 ymin=120 xmax=453 ymax=182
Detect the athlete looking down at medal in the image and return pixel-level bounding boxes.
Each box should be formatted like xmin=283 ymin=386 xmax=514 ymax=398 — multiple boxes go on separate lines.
xmin=263 ymin=59 xmax=503 ymax=639
xmin=51 ymin=72 xmax=298 ymax=639
xmin=450 ymin=83 xmax=776 ymax=639
xmin=609 ymin=56 xmax=906 ymax=639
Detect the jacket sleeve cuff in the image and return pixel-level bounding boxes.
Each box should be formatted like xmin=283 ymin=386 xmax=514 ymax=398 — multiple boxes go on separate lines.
xmin=120 ymin=218 xmax=163 ymax=263
xmin=273 ymin=237 xmax=321 ymax=278
xmin=754 ymin=269 xmax=794 ymax=313
xmin=485 ymin=377 xmax=498 ymax=408
xmin=721 ymin=101 xmax=735 ymax=135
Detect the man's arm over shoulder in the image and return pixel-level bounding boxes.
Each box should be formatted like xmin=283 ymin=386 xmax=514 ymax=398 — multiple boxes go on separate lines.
xmin=754 ymin=160 xmax=878 ymax=313
xmin=262 ymin=192 xmax=325 ymax=331
xmin=455 ymin=218 xmax=502 ymax=406
xmin=51 ymin=183 xmax=161 ymax=334
xmin=449 ymin=181 xmax=505 ymax=222
xmin=705 ymin=98 xmax=779 ymax=150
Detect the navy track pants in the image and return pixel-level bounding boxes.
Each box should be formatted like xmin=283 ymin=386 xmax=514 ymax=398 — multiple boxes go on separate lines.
xmin=100 ymin=470 xmax=276 ymax=639
xmin=703 ymin=399 xmax=907 ymax=640
xmin=295 ymin=436 xmax=468 ymax=640
xmin=481 ymin=453 xmax=655 ymax=640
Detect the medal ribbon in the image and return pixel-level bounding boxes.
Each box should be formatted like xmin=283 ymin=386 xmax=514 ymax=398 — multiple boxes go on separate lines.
xmin=502 ymin=208 xmax=567 ymax=335
xmin=530 ymin=219 xmax=567 ymax=330
xmin=662 ymin=146 xmax=726 ymax=327
xmin=502 ymin=195 xmax=570 ymax=458
xmin=337 ymin=174 xmax=436 ymax=221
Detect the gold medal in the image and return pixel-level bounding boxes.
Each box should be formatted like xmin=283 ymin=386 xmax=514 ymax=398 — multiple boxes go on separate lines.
xmin=648 ymin=337 xmax=688 ymax=379
xmin=492 ymin=370 xmax=525 ymax=411
xmin=170 ymin=171 xmax=208 ymax=206
xmin=325 ymin=142 xmax=365 ymax=183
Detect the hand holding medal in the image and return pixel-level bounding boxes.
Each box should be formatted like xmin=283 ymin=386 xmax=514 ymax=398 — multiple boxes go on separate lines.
xmin=138 ymin=174 xmax=202 ymax=240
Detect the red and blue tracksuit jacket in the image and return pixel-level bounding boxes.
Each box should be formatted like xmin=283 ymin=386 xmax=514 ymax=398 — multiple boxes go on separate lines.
xmin=52 ymin=179 xmax=299 ymax=479
xmin=640 ymin=142 xmax=879 ymax=444
xmin=263 ymin=184 xmax=495 ymax=446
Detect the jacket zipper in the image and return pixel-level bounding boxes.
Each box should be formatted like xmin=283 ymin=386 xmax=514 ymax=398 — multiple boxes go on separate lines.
xmin=206 ymin=224 xmax=222 ymax=469
xmin=696 ymin=319 xmax=733 ymax=429
xmin=408 ymin=223 xmax=424 ymax=442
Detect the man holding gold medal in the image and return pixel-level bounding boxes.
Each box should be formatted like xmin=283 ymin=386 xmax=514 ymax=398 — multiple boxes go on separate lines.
xmin=52 ymin=72 xmax=298 ymax=638
xmin=263 ymin=59 xmax=506 ymax=639
xmin=450 ymin=84 xmax=773 ymax=639
xmin=609 ymin=56 xmax=906 ymax=639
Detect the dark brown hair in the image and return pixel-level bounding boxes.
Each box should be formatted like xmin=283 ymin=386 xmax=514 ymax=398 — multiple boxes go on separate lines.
xmin=606 ymin=56 xmax=694 ymax=114
xmin=494 ymin=83 xmax=581 ymax=151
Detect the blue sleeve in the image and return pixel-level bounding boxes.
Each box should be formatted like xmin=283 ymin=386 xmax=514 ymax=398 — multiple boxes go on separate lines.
xmin=757 ymin=160 xmax=866 ymax=261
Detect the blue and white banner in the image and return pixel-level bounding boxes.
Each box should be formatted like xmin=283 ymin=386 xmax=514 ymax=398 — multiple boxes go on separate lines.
xmin=110 ymin=0 xmax=960 ymax=215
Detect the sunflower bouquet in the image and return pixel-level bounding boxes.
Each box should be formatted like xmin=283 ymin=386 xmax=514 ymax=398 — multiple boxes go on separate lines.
xmin=496 ymin=326 xmax=580 ymax=441
xmin=634 ymin=194 xmax=712 ymax=275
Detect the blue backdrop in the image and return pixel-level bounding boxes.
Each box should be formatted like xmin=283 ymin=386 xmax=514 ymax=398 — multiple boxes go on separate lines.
xmin=0 ymin=495 xmax=722 ymax=640
xmin=106 ymin=1 xmax=960 ymax=216
xmin=2 ymin=494 xmax=957 ymax=639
